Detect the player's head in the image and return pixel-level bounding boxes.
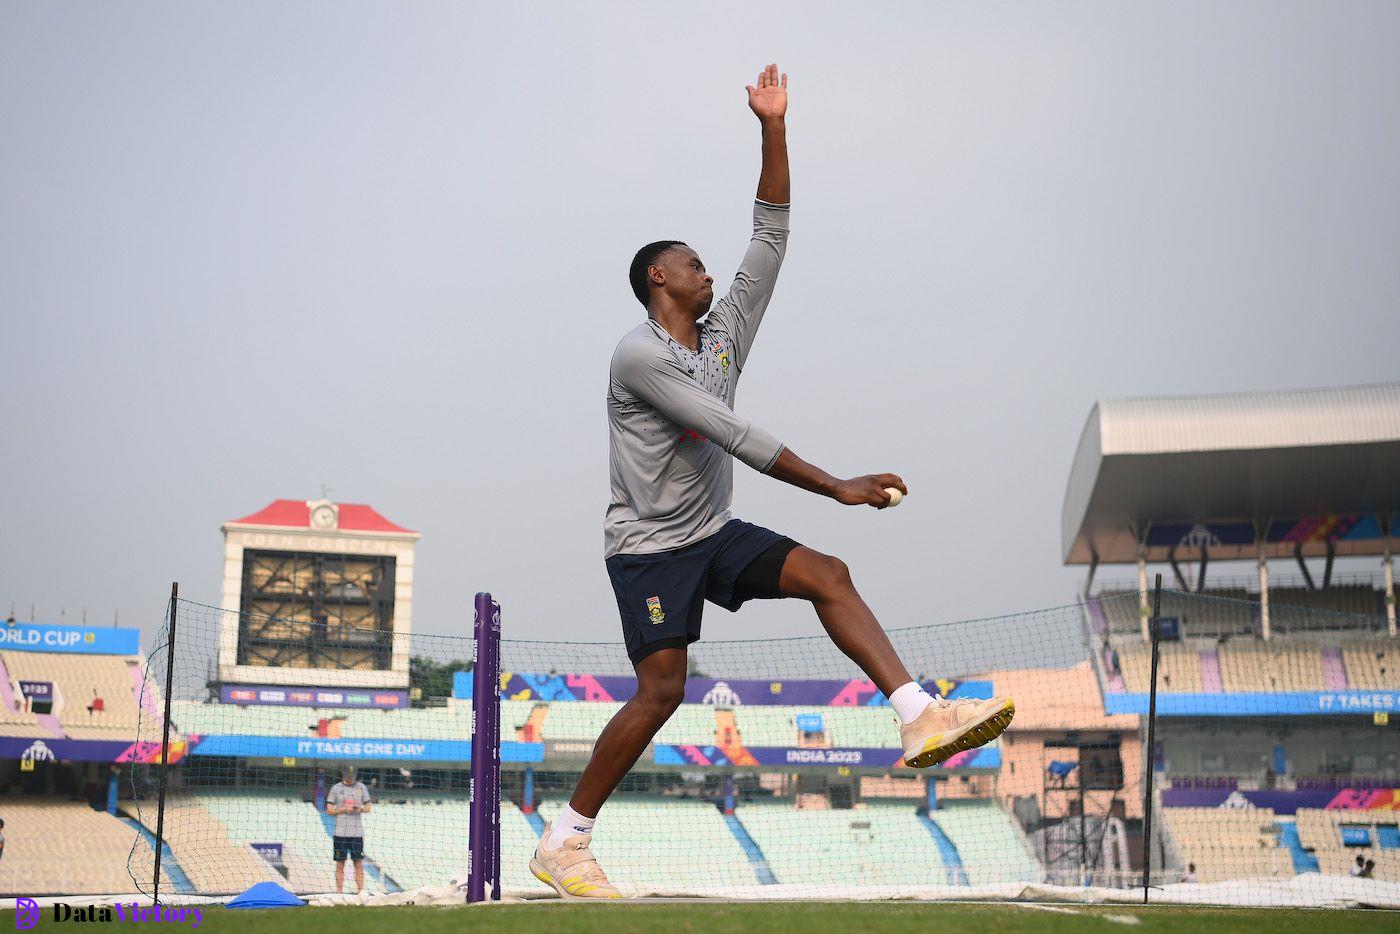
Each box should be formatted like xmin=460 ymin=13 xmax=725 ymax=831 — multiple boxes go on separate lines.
xmin=341 ymin=765 xmax=357 ymax=784
xmin=630 ymin=240 xmax=714 ymax=316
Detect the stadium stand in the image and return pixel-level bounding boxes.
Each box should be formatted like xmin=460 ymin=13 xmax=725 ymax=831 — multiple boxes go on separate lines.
xmin=0 ymin=654 xmax=54 ymax=736
xmin=1340 ymin=640 xmax=1400 ymax=690
xmin=199 ymin=791 xmax=340 ymax=893
xmin=727 ymin=705 xmax=900 ymax=749
xmin=1216 ymin=644 xmax=1326 ymax=693
xmin=171 ymin=701 xmax=475 ymax=741
xmin=735 ymin=800 xmax=946 ymax=888
xmin=1295 ymin=807 xmax=1400 ymax=883
xmin=1161 ymin=807 xmax=1291 ymax=883
xmin=1268 ymin=586 xmax=1384 ymax=620
xmin=528 ymin=701 xmax=617 ymax=743
xmin=362 ymin=796 xmax=474 ymax=891
xmin=926 ymin=801 xmax=1040 ymax=885
xmin=1115 ymin=643 xmax=1205 ymax=693
xmin=121 ymin=798 xmax=281 ymax=894
xmin=1097 ymin=589 xmax=1256 ymax=638
xmin=0 ymin=799 xmax=169 ymax=895
xmin=500 ymin=799 xmax=548 ymax=893
xmin=1 ymin=651 xmax=140 ymax=739
xmin=189 ymin=789 xmax=545 ymax=895
xmin=728 ymin=706 xmax=794 ymax=747
xmin=652 ymin=704 xmax=722 ymax=747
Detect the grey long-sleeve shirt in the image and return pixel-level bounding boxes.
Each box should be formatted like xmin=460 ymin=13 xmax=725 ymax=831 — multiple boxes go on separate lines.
xmin=604 ymin=199 xmax=790 ymax=558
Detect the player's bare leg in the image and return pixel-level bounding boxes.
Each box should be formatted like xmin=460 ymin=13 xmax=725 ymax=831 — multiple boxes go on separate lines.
xmin=334 ymin=860 xmax=345 ymax=894
xmin=569 ymin=647 xmax=686 ymax=816
xmin=529 ymin=647 xmax=684 ymax=898
xmin=778 ymin=545 xmax=913 ymax=695
xmin=779 ymin=545 xmax=1015 ymax=767
xmin=353 ymin=859 xmax=364 ymax=894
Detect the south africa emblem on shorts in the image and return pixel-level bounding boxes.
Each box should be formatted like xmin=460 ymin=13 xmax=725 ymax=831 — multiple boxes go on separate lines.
xmin=646 ymin=595 xmax=665 ymax=625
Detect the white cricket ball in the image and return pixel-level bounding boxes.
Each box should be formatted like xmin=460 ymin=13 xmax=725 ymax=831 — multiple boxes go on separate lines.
xmin=885 ymin=487 xmax=903 ymax=507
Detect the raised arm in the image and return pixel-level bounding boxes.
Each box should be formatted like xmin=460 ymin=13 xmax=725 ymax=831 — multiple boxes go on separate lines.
xmin=748 ymin=64 xmax=789 ymax=205
xmin=705 ymin=65 xmax=792 ymax=369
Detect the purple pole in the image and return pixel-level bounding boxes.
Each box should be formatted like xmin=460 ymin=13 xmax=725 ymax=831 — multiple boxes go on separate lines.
xmin=468 ymin=593 xmax=502 ymax=903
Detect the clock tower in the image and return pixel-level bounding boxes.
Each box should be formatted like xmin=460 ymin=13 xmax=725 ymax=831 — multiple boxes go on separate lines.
xmin=218 ymin=498 xmax=420 ymax=689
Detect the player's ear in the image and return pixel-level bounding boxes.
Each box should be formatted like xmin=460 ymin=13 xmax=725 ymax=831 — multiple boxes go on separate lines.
xmin=647 ymin=264 xmax=666 ymax=289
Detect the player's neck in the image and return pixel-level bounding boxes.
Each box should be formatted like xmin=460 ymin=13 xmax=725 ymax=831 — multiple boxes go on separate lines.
xmin=647 ymin=305 xmax=702 ymax=351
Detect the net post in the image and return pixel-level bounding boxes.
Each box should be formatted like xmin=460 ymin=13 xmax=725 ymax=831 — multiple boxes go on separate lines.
xmin=467 ymin=593 xmax=502 ymax=903
xmin=1140 ymin=574 xmax=1163 ymax=904
xmin=152 ymin=581 xmax=179 ymax=906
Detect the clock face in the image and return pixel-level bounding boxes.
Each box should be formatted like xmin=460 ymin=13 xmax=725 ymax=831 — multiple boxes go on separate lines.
xmin=311 ymin=505 xmax=337 ymax=529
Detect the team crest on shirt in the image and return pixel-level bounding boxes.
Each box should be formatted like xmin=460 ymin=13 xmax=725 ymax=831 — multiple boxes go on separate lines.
xmin=646 ymin=595 xmax=665 ymax=624
xmin=712 ymin=341 xmax=730 ymax=372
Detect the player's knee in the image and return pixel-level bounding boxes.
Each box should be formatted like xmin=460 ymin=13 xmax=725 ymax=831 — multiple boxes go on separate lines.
xmin=636 ymin=679 xmax=684 ymax=718
xmin=817 ymin=554 xmax=853 ymax=593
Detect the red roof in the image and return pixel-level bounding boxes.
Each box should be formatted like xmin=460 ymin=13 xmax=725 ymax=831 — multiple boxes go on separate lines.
xmin=227 ymin=500 xmax=416 ymax=534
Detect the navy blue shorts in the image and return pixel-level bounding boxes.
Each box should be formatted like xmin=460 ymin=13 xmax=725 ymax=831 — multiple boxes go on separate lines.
xmin=332 ymin=835 xmax=364 ymax=862
xmin=606 ymin=519 xmax=801 ymax=665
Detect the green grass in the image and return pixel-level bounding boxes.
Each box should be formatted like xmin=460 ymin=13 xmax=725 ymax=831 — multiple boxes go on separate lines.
xmin=6 ymin=903 xmax=1396 ymax=933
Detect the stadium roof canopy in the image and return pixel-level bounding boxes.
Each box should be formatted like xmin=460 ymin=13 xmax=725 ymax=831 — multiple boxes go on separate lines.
xmin=1062 ymin=382 xmax=1400 ymax=565
xmin=226 ymin=499 xmax=417 ymax=535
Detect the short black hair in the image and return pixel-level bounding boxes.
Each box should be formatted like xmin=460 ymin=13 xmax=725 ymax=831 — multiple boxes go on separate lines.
xmin=629 ymin=240 xmax=687 ymax=307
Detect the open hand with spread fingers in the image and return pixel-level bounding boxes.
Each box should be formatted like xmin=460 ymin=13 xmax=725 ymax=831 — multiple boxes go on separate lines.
xmin=746 ymin=62 xmax=788 ymax=121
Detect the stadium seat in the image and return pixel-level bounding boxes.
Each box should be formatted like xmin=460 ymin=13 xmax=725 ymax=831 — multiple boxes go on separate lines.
xmin=121 ymin=796 xmax=282 ymax=894
xmin=1161 ymin=807 xmax=1291 ymax=883
xmin=0 ymin=799 xmax=172 ymax=895
xmin=1340 ymin=640 xmax=1400 ymax=691
xmin=0 ymin=651 xmax=142 ymax=738
xmin=735 ymin=799 xmax=948 ymax=889
xmin=1296 ymin=807 xmax=1400 ymax=883
xmin=1217 ymin=644 xmax=1325 ymax=693
xmin=1115 ymin=644 xmax=1204 ymax=693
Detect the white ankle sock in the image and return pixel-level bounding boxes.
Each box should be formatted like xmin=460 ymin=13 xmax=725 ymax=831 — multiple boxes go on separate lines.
xmin=547 ymin=804 xmax=596 ymax=850
xmin=889 ymin=682 xmax=937 ymax=725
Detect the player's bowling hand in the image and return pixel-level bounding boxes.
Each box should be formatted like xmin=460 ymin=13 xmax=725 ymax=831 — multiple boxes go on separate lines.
xmin=833 ymin=474 xmax=907 ymax=509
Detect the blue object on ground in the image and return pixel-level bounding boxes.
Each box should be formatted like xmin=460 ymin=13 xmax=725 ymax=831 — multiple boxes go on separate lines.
xmin=226 ymin=881 xmax=306 ymax=909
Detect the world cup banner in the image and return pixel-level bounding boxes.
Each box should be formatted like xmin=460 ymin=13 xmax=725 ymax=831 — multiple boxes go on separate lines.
xmin=0 ymin=622 xmax=140 ymax=655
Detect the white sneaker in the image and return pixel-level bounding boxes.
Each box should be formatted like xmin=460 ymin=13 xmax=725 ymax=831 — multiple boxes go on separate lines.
xmin=900 ymin=695 xmax=1015 ymax=768
xmin=528 ymin=823 xmax=622 ymax=899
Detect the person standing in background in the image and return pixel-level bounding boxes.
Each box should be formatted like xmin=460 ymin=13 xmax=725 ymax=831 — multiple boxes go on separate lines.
xmin=326 ymin=765 xmax=372 ymax=894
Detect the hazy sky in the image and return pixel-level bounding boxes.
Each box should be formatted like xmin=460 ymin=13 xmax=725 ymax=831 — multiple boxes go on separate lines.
xmin=3 ymin=2 xmax=1397 ymax=654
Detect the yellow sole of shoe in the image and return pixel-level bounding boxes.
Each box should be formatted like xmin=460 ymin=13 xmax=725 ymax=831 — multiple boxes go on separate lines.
xmin=529 ymin=859 xmax=565 ymax=897
xmin=529 ymin=858 xmax=621 ymax=900
xmin=904 ymin=699 xmax=1016 ymax=769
